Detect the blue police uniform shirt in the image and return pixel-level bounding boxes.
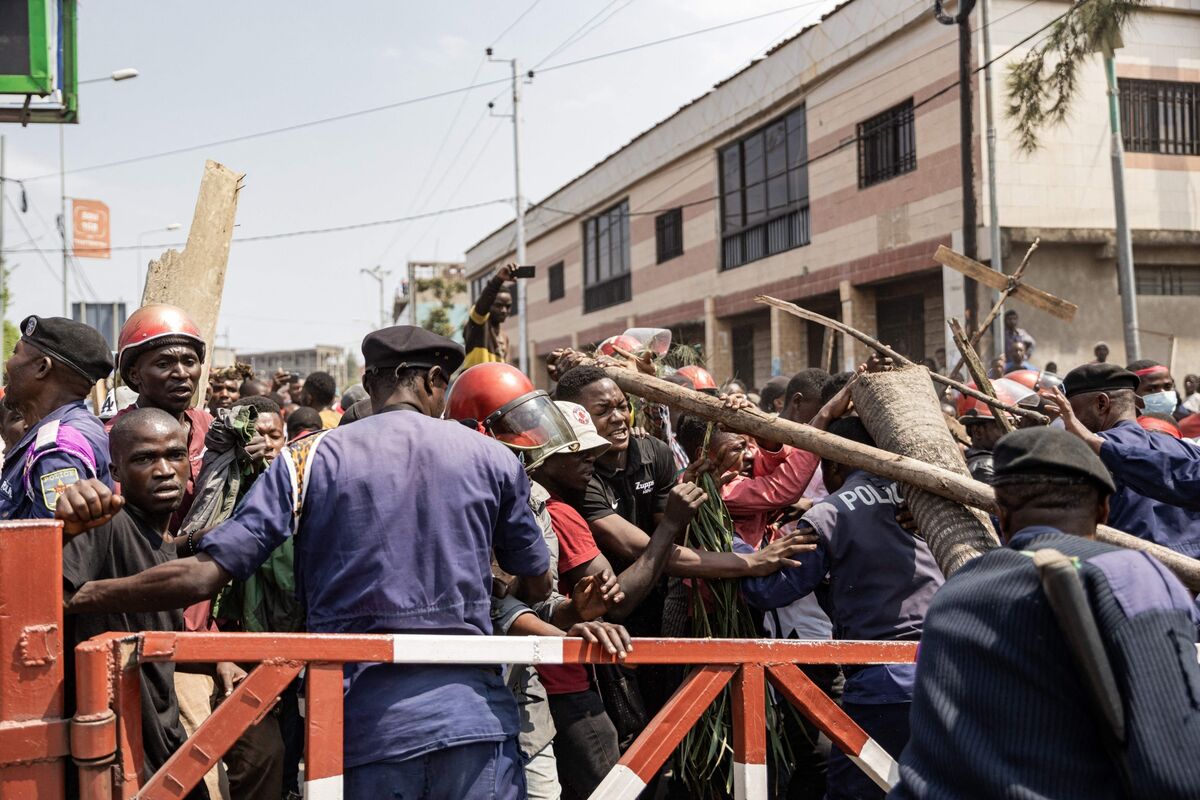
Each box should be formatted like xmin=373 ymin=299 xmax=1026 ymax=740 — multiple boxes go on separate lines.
xmin=890 ymin=526 xmax=1200 ymax=800
xmin=1096 ymin=419 xmax=1200 ymax=557
xmin=737 ymin=470 xmax=943 ymax=704
xmin=0 ymin=400 xmax=112 ymax=519
xmin=198 ymin=408 xmax=550 ymax=768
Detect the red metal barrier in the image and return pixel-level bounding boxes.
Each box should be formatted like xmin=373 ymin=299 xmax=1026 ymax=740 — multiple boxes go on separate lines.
xmin=70 ymin=633 xmax=916 ymax=800
xmin=0 ymin=521 xmax=915 ymax=799
xmin=0 ymin=521 xmax=69 ymax=800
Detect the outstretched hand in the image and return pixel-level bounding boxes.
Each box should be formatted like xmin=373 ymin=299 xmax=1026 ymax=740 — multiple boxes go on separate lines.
xmin=747 ymin=528 xmax=820 ymax=576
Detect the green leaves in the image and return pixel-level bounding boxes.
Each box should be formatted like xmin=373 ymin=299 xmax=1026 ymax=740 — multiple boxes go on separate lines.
xmin=1005 ymin=0 xmax=1146 ymax=153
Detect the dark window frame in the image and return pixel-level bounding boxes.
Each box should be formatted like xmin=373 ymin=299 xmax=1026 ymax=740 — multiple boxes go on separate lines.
xmin=470 ymin=273 xmax=490 ymax=303
xmin=1119 ymin=78 xmax=1199 ymax=156
xmin=1135 ymin=264 xmax=1200 ymax=296
xmin=548 ymin=261 xmax=565 ymax=302
xmin=582 ymin=199 xmax=632 ymax=313
xmin=655 ymin=207 xmax=684 ymax=263
xmin=857 ymin=98 xmax=916 ymax=188
xmin=718 ymin=105 xmax=811 ymax=271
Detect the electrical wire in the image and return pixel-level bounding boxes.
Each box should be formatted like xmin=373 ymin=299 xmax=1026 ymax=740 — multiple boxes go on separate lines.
xmin=1 ymin=197 xmax=512 ymax=254
xmin=527 ymin=0 xmax=1068 ymax=227
xmin=4 ymin=195 xmax=64 ymax=284
xmin=19 ymin=1 xmax=844 ymax=182
xmin=490 ymin=0 xmax=546 ymax=48
xmin=532 ymin=0 xmax=632 ymax=70
xmin=407 ymin=119 xmax=507 ymax=256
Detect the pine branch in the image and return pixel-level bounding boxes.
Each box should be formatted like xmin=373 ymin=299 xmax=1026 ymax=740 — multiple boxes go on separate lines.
xmin=1005 ymin=0 xmax=1146 ymax=153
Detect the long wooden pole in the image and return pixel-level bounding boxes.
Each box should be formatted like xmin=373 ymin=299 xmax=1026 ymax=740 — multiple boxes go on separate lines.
xmin=949 ymin=317 xmax=1013 ymax=433
xmin=757 ymin=295 xmax=1049 ymax=425
xmin=605 ymin=367 xmax=1200 ymax=592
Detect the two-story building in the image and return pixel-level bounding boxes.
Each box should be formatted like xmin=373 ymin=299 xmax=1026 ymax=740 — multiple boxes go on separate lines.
xmin=465 ymin=0 xmax=1200 ymax=388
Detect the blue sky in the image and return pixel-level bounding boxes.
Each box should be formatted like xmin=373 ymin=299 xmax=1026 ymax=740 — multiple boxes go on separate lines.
xmin=0 ymin=0 xmax=840 ymax=354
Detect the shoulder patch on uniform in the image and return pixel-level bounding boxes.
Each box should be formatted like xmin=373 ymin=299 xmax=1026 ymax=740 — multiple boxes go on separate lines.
xmin=35 ymin=421 xmax=61 ymax=451
xmin=39 ymin=467 xmax=79 ymax=510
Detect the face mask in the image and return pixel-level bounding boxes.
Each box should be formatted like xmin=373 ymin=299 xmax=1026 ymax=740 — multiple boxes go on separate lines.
xmin=1142 ymin=390 xmax=1178 ymax=416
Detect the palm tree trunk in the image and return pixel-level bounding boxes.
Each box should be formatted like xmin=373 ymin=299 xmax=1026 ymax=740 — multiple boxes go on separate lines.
xmin=851 ymin=366 xmax=1001 ymax=575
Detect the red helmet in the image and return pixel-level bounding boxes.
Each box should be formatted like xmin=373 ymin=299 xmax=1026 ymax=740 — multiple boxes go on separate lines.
xmin=597 ymin=335 xmax=643 ymax=358
xmin=445 ymin=363 xmax=576 ymax=460
xmin=1003 ymin=369 xmax=1041 ymax=390
xmin=956 ymin=378 xmax=1034 ymax=422
xmin=678 ymin=365 xmax=718 ymax=392
xmin=117 ymin=304 xmax=206 ymax=385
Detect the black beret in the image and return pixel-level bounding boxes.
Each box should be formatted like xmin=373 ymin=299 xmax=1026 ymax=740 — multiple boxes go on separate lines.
xmin=20 ymin=315 xmax=114 ymax=383
xmin=1062 ymin=363 xmax=1140 ymax=398
xmin=361 ymin=325 xmax=464 ymax=374
xmin=993 ymin=427 xmax=1116 ymax=494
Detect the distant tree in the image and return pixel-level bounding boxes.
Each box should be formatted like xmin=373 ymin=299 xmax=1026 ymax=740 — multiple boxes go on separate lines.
xmin=1006 ymin=0 xmax=1145 ymax=153
xmin=2 ymin=270 xmax=18 ymax=361
xmin=415 ymin=275 xmax=467 ymax=339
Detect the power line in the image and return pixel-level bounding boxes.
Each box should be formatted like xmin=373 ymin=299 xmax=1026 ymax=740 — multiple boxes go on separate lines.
xmin=4 ymin=195 xmax=63 ymax=284
xmin=532 ymin=0 xmax=632 ymax=70
xmin=2 ymin=197 xmax=512 ymax=254
xmin=534 ymin=0 xmax=837 ymax=76
xmin=408 ymin=119 xmax=507 ymax=255
xmin=19 ymin=1 xmax=840 ymax=182
xmin=490 ymin=0 xmax=546 ymax=48
xmin=532 ymin=0 xmax=1076 ymax=226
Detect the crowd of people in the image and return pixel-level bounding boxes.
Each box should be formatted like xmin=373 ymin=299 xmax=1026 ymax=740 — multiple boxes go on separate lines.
xmin=2 ymin=263 xmax=1199 ymax=799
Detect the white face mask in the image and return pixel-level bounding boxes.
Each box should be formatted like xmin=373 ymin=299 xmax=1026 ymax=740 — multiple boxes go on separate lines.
xmin=1142 ymin=390 xmax=1179 ymax=416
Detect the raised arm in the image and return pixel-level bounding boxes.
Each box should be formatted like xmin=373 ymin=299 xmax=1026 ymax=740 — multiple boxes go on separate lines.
xmin=472 ymin=264 xmax=516 ymax=319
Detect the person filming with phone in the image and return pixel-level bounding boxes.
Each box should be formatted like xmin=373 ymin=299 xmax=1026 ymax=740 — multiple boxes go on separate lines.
xmin=463 ymin=263 xmax=525 ymax=370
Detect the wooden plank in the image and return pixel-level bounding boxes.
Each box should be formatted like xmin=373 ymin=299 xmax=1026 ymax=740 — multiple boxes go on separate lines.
xmin=934 ymin=245 xmax=1077 ymax=321
xmin=141 ymin=160 xmax=244 ymax=406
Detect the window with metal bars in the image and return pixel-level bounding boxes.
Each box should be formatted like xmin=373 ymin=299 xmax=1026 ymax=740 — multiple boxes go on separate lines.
xmin=1119 ymin=78 xmax=1199 ymax=156
xmin=548 ymin=261 xmax=565 ymax=301
xmin=718 ymin=105 xmax=810 ymax=271
xmin=582 ymin=199 xmax=631 ymax=313
xmin=1135 ymin=265 xmax=1200 ymax=296
xmin=655 ymin=207 xmax=684 ymax=263
xmin=857 ymin=99 xmax=916 ymax=188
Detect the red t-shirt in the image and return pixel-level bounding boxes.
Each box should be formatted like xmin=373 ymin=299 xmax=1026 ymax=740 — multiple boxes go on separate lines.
xmin=538 ymin=495 xmax=601 ymax=696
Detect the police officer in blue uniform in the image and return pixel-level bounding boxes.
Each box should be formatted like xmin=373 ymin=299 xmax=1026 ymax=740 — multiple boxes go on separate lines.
xmin=736 ymin=416 xmax=943 ymax=800
xmin=890 ymin=427 xmax=1200 ymax=799
xmin=61 ymin=326 xmax=552 ymax=800
xmin=1050 ymin=362 xmax=1200 ymax=557
xmin=0 ymin=315 xmax=114 ymax=519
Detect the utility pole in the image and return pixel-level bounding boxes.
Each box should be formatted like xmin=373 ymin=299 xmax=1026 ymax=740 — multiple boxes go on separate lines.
xmin=980 ymin=0 xmax=1005 ymax=361
xmin=488 ymin=48 xmax=530 ymax=376
xmin=360 ymin=265 xmax=391 ymax=330
xmin=935 ymin=0 xmax=979 ymax=333
xmin=59 ymin=125 xmax=69 ymax=317
xmin=1104 ymin=54 xmax=1140 ymax=362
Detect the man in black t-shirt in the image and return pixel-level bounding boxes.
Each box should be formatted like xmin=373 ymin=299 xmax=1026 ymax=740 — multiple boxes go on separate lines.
xmin=59 ymin=408 xmax=240 ymax=796
xmin=553 ymin=366 xmax=814 ymax=723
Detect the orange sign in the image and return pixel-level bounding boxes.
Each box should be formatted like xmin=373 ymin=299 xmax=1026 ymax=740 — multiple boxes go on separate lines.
xmin=72 ymin=198 xmax=110 ymax=259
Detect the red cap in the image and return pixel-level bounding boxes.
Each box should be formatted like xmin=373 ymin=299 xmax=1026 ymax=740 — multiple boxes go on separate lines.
xmin=597 ymin=335 xmax=643 ymax=357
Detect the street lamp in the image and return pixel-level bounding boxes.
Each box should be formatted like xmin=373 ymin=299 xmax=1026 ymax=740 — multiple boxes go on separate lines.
xmin=135 ymin=223 xmax=182 ymax=301
xmin=61 ymin=68 xmax=139 ymax=315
